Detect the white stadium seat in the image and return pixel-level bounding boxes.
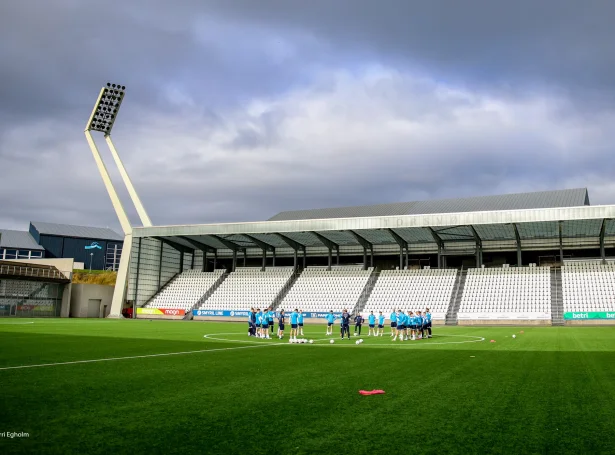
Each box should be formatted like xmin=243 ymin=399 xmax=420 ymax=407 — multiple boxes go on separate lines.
xmin=562 ymin=262 xmax=615 ymax=312
xmin=145 ymin=269 xmax=225 ymax=312
xmin=276 ymin=266 xmax=373 ymax=313
xmin=197 ymin=267 xmax=295 ymax=312
xmin=362 ymin=268 xmax=457 ymax=319
xmin=458 ymin=267 xmax=551 ymax=318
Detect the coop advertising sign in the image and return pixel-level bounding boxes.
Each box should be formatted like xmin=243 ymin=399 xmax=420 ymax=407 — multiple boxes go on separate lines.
xmin=564 ymin=312 xmax=615 ymax=320
xmin=137 ymin=308 xmax=185 ymax=316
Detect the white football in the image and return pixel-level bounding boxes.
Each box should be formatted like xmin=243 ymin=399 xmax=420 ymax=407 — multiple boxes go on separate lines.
xmin=512 ymin=334 xmax=516 ymax=339
xmin=309 ymin=340 xmax=314 ymax=344
xmin=330 ymin=339 xmax=335 ymax=344
xmin=359 ymin=339 xmax=364 ymax=343
xmin=355 ymin=340 xmax=360 ymax=345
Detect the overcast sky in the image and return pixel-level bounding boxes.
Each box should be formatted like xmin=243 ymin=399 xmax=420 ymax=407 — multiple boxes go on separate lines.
xmin=1 ymin=0 xmax=614 ymax=233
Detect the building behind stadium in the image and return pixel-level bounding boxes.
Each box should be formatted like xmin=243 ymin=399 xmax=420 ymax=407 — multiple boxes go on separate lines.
xmin=0 ymin=221 xmax=123 ymax=318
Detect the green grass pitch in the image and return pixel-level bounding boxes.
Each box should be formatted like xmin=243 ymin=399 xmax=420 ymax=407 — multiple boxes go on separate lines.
xmin=1 ymin=320 xmax=614 ymax=455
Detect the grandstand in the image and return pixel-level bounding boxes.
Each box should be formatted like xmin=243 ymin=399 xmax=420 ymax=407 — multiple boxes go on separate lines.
xmin=40 ymin=175 xmax=609 ymax=326
xmin=362 ymin=268 xmax=457 ymax=320
xmin=457 ymin=266 xmax=552 ymax=324
xmin=144 ymin=269 xmax=225 ymax=314
xmin=276 ymin=266 xmax=373 ymax=313
xmin=562 ymin=262 xmax=615 ymax=317
xmin=197 ymin=267 xmax=295 ymax=311
xmin=0 ymin=260 xmax=70 ymax=317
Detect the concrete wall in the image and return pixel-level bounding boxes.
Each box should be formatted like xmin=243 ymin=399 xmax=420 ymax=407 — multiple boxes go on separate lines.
xmin=565 ymin=320 xmax=615 ymax=326
xmin=69 ymin=283 xmax=114 ymax=318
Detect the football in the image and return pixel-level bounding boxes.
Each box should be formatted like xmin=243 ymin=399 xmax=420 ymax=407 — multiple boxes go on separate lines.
xmin=330 ymin=339 xmax=334 ymax=344
xmin=309 ymin=340 xmax=314 ymax=344
xmin=355 ymin=340 xmax=360 ymax=345
xmin=512 ymin=334 xmax=517 ymax=339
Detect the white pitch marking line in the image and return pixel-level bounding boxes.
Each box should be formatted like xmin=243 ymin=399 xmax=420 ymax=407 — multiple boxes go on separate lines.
xmin=0 ymin=343 xmax=281 ymax=371
xmin=203 ymin=333 xmax=486 ymax=346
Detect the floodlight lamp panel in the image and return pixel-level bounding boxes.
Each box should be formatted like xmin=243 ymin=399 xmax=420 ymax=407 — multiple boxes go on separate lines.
xmin=88 ymin=82 xmax=126 ymax=133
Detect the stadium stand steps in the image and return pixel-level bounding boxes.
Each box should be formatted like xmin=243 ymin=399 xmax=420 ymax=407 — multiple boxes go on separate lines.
xmin=141 ymin=273 xmax=179 ymax=308
xmin=271 ymin=269 xmax=301 ymax=310
xmin=15 ymin=282 xmax=50 ymax=307
xmin=550 ymin=267 xmax=564 ymax=326
xmin=446 ymin=268 xmax=466 ymax=325
xmin=277 ymin=266 xmax=373 ymax=313
xmin=183 ymin=271 xmax=229 ymax=320
xmin=353 ymin=270 xmax=379 ymax=315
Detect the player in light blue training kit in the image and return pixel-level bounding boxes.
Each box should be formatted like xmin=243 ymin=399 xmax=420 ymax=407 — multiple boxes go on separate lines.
xmin=389 ymin=309 xmax=397 ymax=337
xmin=290 ymin=309 xmax=299 ymax=341
xmin=268 ymin=307 xmax=275 ymax=335
xmin=325 ymin=310 xmax=336 ymax=335
xmin=417 ymin=310 xmax=425 ymax=340
xmin=393 ymin=310 xmax=404 ymax=341
xmin=260 ymin=308 xmax=270 ymax=339
xmin=377 ymin=311 xmax=385 ymax=336
xmin=409 ymin=311 xmax=417 ymax=341
xmin=256 ymin=309 xmax=263 ymax=338
xmin=298 ymin=309 xmax=305 ymax=336
xmin=368 ymin=311 xmax=376 ymax=336
xmin=425 ymin=308 xmax=432 ymax=338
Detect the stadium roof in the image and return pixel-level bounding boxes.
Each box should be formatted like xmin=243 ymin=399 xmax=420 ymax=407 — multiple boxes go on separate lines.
xmin=268 ymin=188 xmax=590 ymax=221
xmin=0 ymin=230 xmax=45 ymax=251
xmin=133 ymin=203 xmax=615 ymax=255
xmin=30 ymin=221 xmax=123 ymax=241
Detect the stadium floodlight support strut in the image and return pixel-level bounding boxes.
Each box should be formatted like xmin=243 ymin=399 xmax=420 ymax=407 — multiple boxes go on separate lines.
xmin=84 ymin=83 xmax=153 ymax=318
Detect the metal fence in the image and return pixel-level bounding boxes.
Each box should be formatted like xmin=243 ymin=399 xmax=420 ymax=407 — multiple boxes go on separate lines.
xmin=0 ymin=264 xmax=67 ymax=281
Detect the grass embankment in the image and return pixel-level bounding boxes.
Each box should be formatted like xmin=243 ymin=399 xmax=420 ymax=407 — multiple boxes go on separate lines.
xmin=71 ymin=269 xmax=116 ymax=285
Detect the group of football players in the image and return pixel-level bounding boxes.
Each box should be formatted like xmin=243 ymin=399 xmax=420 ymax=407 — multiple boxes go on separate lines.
xmin=247 ymin=307 xmax=432 ymax=342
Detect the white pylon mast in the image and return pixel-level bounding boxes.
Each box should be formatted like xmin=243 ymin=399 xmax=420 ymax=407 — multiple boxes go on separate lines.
xmin=105 ymin=135 xmax=152 ymax=227
xmin=84 ymin=83 xmax=152 ymax=318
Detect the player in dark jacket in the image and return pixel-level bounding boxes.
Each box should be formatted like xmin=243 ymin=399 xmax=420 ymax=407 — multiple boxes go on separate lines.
xmin=354 ymin=314 xmax=364 ymax=336
xmin=340 ymin=309 xmax=351 ymax=339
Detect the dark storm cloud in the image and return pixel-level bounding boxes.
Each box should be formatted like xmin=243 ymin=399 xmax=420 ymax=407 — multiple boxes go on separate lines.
xmin=202 ymin=0 xmax=615 ymax=94
xmin=0 ymin=0 xmax=324 ymax=125
xmin=1 ymin=0 xmax=615 ymax=233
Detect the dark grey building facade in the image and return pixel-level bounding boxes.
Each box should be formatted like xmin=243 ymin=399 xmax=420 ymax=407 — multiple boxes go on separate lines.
xmin=1 ymin=222 xmax=124 ymax=271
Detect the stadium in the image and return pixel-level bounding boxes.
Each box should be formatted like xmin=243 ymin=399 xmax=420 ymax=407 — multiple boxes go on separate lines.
xmin=2 ymin=5 xmax=615 ymax=453
xmin=125 ymin=186 xmax=615 ymax=327
xmin=2 ymin=83 xmax=614 ymax=453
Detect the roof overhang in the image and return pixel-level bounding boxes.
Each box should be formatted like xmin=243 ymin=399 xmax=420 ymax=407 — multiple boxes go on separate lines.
xmin=129 ymin=205 xmax=615 ymax=253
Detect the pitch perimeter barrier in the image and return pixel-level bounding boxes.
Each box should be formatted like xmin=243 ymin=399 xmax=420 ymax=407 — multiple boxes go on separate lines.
xmin=193 ymin=310 xmax=342 ymax=319
xmin=136 ymin=308 xmax=185 ymax=319
xmin=564 ymin=312 xmax=615 ymax=320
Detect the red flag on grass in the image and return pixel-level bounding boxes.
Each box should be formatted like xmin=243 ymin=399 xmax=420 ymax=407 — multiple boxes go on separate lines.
xmin=359 ymin=390 xmax=385 ymax=395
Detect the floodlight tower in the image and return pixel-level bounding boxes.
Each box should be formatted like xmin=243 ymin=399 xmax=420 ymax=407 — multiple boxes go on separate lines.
xmin=84 ymin=83 xmax=153 ymax=318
